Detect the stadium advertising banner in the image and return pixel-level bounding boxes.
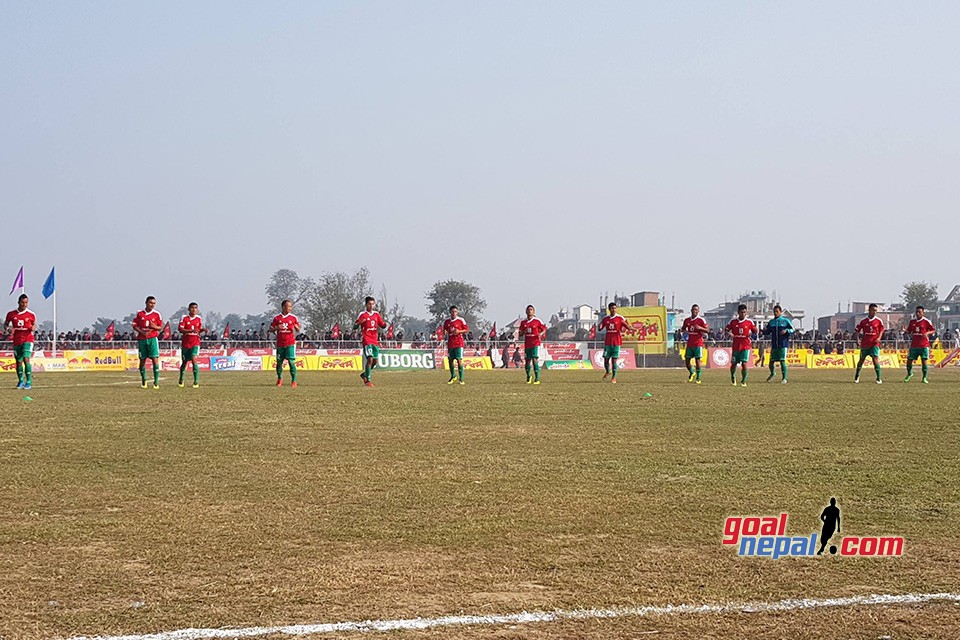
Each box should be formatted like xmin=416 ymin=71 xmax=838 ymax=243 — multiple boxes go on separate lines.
xmin=376 ymin=349 xmax=436 ymax=370
xmin=543 ymin=360 xmax=594 ymax=370
xmin=617 ymin=306 xmax=668 ymax=355
xmin=441 ymin=356 xmax=493 ymax=370
xmin=807 ymin=354 xmax=853 ymax=369
xmin=66 ymin=349 xmax=127 ymax=371
xmin=589 ymin=348 xmax=636 ymax=370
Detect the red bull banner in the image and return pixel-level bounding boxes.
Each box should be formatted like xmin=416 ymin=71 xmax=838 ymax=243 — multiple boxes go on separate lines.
xmin=66 ymin=349 xmax=127 ymax=371
xmin=589 ymin=348 xmax=636 ymax=370
xmin=617 ymin=306 xmax=668 ymax=355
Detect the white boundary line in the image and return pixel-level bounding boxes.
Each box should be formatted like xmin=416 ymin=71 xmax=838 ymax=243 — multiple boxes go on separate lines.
xmin=66 ymin=592 xmax=960 ymax=640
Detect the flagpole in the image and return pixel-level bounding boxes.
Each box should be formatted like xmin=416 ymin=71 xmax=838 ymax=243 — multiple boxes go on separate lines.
xmin=52 ymin=290 xmax=57 ymax=357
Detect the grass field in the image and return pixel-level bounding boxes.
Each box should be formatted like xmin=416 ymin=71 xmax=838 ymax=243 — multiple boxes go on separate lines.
xmin=2 ymin=369 xmax=959 ymax=639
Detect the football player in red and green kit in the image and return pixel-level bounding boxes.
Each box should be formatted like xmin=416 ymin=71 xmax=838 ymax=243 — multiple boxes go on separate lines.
xmin=270 ymin=299 xmax=301 ymax=387
xmin=905 ymin=305 xmax=934 ymax=384
xmin=5 ymin=294 xmax=37 ymax=389
xmin=854 ymin=303 xmax=884 ymax=384
xmin=443 ymin=305 xmax=468 ymax=385
xmin=178 ymin=302 xmax=204 ymax=388
xmin=599 ymin=302 xmax=632 ymax=383
xmin=518 ymin=305 xmax=546 ymax=384
xmin=681 ymin=304 xmax=708 ymax=383
xmin=356 ymin=296 xmax=387 ymax=387
xmin=725 ymin=304 xmax=756 ymax=387
xmin=133 ymin=296 xmax=163 ymax=389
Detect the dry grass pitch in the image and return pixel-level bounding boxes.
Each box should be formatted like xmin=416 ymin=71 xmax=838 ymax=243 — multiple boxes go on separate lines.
xmin=1 ymin=369 xmax=958 ymax=639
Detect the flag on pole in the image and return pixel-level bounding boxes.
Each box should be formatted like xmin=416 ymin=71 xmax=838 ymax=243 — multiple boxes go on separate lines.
xmin=588 ymin=324 xmax=597 ymax=340
xmin=9 ymin=266 xmax=23 ymax=295
xmin=162 ymin=321 xmax=171 ymax=340
xmin=104 ymin=321 xmax=115 ymax=341
xmin=42 ymin=267 xmax=56 ymax=299
xmin=489 ymin=322 xmax=497 ymax=339
xmin=222 ymin=323 xmax=230 ymax=340
xmin=386 ymin=323 xmax=395 ymax=340
xmin=331 ymin=322 xmax=341 ymax=339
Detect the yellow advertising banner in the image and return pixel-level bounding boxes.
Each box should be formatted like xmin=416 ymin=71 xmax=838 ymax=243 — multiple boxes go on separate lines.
xmin=64 ymin=349 xmax=127 ymax=371
xmin=442 ymin=356 xmax=493 ymax=370
xmin=618 ymin=306 xmax=668 ymax=355
xmin=807 ymin=354 xmax=853 ymax=369
xmin=261 ymin=355 xmax=363 ymax=371
xmin=0 ymin=357 xmax=17 ymax=374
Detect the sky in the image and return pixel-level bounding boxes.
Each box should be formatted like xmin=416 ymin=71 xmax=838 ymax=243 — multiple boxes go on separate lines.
xmin=2 ymin=1 xmax=958 ymax=330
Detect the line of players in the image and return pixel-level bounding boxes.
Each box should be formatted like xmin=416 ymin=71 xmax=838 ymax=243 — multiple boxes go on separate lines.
xmin=4 ymin=294 xmax=939 ymax=390
xmin=679 ymin=302 xmax=937 ymax=385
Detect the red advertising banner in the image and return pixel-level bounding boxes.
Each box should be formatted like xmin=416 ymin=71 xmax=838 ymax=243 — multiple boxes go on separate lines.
xmin=588 ymin=348 xmax=636 ymax=370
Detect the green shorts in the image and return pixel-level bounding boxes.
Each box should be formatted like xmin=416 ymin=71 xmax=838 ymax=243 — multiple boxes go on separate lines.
xmin=13 ymin=342 xmax=33 ymax=360
xmin=138 ymin=337 xmax=160 ymax=359
xmin=684 ymin=347 xmax=703 ymax=361
xmin=524 ymin=347 xmax=540 ymax=360
xmin=276 ymin=345 xmax=296 ymax=361
xmin=769 ymin=347 xmax=787 ymax=362
xmin=908 ymin=347 xmax=929 ymax=361
xmin=363 ymin=344 xmax=380 ymax=360
xmin=733 ymin=349 xmax=750 ymax=364
xmin=603 ymin=345 xmax=620 ymax=359
xmin=181 ymin=345 xmax=200 ymax=361
xmin=859 ymin=346 xmax=880 ymax=359
xmin=447 ymin=347 xmax=463 ymax=361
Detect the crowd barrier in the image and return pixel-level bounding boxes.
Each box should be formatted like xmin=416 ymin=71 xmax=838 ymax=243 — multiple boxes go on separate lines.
xmin=1 ymin=345 xmax=957 ymax=373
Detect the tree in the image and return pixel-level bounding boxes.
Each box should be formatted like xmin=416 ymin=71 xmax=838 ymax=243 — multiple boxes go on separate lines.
xmin=378 ymin=284 xmax=407 ymax=331
xmin=222 ymin=313 xmax=244 ymax=332
xmin=425 ymin=279 xmax=486 ymax=327
xmin=265 ymin=269 xmax=315 ymax=313
xmin=302 ymin=267 xmax=371 ymax=331
xmin=901 ymin=281 xmax=939 ymax=319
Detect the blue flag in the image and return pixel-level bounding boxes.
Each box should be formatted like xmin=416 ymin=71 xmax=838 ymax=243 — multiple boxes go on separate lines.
xmin=42 ymin=267 xmax=55 ymax=299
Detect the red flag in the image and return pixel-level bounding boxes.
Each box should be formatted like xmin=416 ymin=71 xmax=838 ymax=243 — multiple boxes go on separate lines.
xmin=331 ymin=322 xmax=341 ymax=339
xmin=103 ymin=321 xmax=115 ymax=341
xmin=386 ymin=323 xmax=395 ymax=339
xmin=435 ymin=325 xmax=444 ymax=341
xmin=161 ymin=321 xmax=171 ymax=340
xmin=588 ymin=324 xmax=597 ymax=340
xmin=489 ymin=322 xmax=497 ymax=339
xmin=222 ymin=323 xmax=230 ymax=340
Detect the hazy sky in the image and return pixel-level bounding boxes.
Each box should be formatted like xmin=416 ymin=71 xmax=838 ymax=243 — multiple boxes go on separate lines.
xmin=2 ymin=1 xmax=958 ymax=330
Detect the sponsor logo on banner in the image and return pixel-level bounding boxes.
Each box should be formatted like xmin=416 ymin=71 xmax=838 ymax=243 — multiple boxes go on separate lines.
xmin=618 ymin=306 xmax=668 ymax=355
xmin=211 ymin=356 xmax=263 ymax=371
xmin=262 ymin=356 xmax=310 ymax=371
xmin=0 ymin=358 xmax=17 ymax=372
xmin=543 ymin=360 xmax=594 ymax=370
xmin=35 ymin=357 xmax=68 ymax=372
xmin=710 ymin=348 xmax=731 ymax=368
xmin=589 ymin=349 xmax=636 ymax=370
xmin=544 ymin=342 xmax=583 ymax=360
xmin=807 ymin=354 xmax=852 ymax=369
xmin=441 ymin=356 xmax=492 ymax=370
xmin=66 ymin=349 xmax=127 ymax=371
xmin=377 ymin=350 xmax=436 ymax=370
xmin=318 ymin=356 xmax=361 ymax=369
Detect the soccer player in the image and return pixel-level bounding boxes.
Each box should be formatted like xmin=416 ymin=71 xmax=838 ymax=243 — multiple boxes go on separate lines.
xmin=356 ymin=296 xmax=387 ymax=387
xmin=133 ymin=296 xmax=163 ymax=389
xmin=178 ymin=302 xmax=204 ymax=388
xmin=725 ymin=304 xmax=756 ymax=386
xmin=905 ymin=305 xmax=935 ymax=384
xmin=763 ymin=304 xmax=794 ymax=383
xmin=518 ymin=305 xmax=546 ymax=384
xmin=5 ymin=294 xmax=37 ymax=389
xmin=681 ymin=304 xmax=708 ymax=383
xmin=599 ymin=302 xmax=631 ymax=383
xmin=854 ymin=303 xmax=884 ymax=384
xmin=443 ymin=305 xmax=468 ymax=385
xmin=269 ymin=299 xmax=301 ymax=387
